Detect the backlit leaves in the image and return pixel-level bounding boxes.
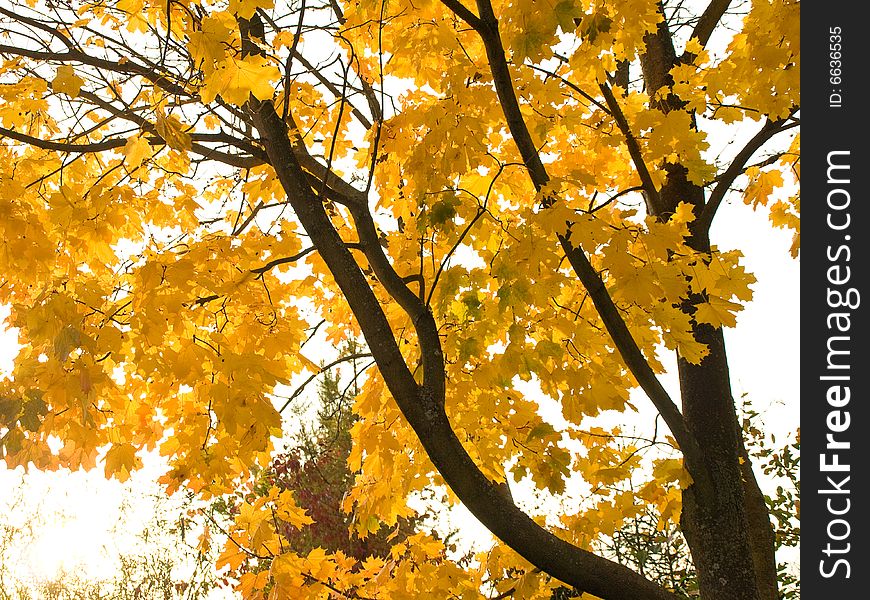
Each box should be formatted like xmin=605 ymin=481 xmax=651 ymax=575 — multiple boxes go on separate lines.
xmin=155 ymin=112 xmax=192 ymax=152
xmin=0 ymin=0 xmax=798 ymax=597
xmin=202 ymin=55 xmax=281 ymax=106
xmin=51 ymin=65 xmax=84 ymax=98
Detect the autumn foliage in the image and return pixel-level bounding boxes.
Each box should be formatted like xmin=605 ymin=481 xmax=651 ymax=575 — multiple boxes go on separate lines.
xmin=0 ymin=1 xmax=798 ymax=599
xmin=267 ymin=364 xmax=418 ymax=561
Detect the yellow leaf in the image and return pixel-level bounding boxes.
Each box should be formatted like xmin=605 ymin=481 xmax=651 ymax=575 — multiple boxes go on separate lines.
xmin=52 ymin=65 xmax=84 ymax=97
xmin=123 ymin=134 xmax=151 ymax=169
xmin=653 ymin=458 xmax=694 ymax=488
xmin=216 ymin=541 xmax=247 ymax=572
xmin=155 ymin=112 xmax=192 ymax=151
xmin=228 ymin=0 xmax=275 ymax=19
xmin=103 ymin=443 xmax=140 ymax=481
xmin=693 ymin=296 xmax=742 ymax=329
xmin=238 ymin=570 xmax=270 ymax=598
xmin=197 ymin=524 xmax=212 ymax=553
xmin=685 ymin=37 xmax=704 ymax=56
xmin=188 ymin=14 xmax=233 ymax=66
xmin=670 ymin=201 xmax=696 ymax=225
xmin=297 ymin=352 xmax=320 ymax=372
xmin=204 ymin=56 xmax=280 ymax=106
xmin=274 ymin=489 xmax=315 ymax=529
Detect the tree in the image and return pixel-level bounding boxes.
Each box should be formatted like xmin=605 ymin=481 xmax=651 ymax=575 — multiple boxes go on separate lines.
xmin=0 ymin=1 xmax=799 ymax=599
xmin=267 ymin=342 xmax=419 ymax=559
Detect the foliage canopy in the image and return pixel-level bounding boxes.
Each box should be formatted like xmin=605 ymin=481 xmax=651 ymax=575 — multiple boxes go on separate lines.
xmin=0 ymin=0 xmax=798 ymax=599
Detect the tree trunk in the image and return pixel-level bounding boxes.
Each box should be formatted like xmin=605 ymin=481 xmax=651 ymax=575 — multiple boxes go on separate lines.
xmin=738 ymin=445 xmax=780 ymax=600
xmin=661 ymin=168 xmax=775 ymax=600
xmin=638 ymin=1 xmax=783 ymax=586
xmin=678 ymin=327 xmax=761 ymax=600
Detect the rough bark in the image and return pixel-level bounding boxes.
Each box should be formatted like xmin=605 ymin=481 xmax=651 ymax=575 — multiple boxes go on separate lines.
xmin=738 ymin=441 xmax=780 ymax=600
xmin=676 ymin=320 xmax=760 ymax=600
xmin=634 ymin=4 xmax=781 ymax=597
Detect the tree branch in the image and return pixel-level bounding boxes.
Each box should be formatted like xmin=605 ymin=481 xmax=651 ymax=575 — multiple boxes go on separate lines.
xmin=346 ymin=202 xmax=446 ymax=404
xmin=557 ymin=236 xmax=714 ymax=499
xmin=0 ymin=126 xmax=126 ymax=153
xmin=685 ymin=0 xmax=732 ymax=58
xmin=0 ymin=123 xmax=263 ymax=170
xmin=697 ymin=116 xmax=799 ymax=232
xmin=0 ymin=44 xmax=190 ymax=98
xmin=0 ymin=6 xmax=79 ymax=50
xmin=289 ymin=50 xmax=374 ymax=130
xmin=450 ymin=0 xmax=711 ymax=496
xmin=439 ymin=0 xmax=484 ymax=33
xmin=252 ymin=247 xmax=318 ymax=276
xmin=525 ymin=63 xmax=611 ymax=115
xmin=599 ymin=82 xmax=665 ymax=215
xmin=469 ymin=0 xmax=549 ymax=189
xmin=278 ymin=352 xmax=374 ymax=414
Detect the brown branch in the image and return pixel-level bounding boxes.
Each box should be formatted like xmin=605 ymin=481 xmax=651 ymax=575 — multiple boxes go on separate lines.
xmin=301 ymin=572 xmax=377 ymax=600
xmin=427 ymin=206 xmax=485 ymax=306
xmin=0 ymin=44 xmax=190 ymax=98
xmin=346 ymin=200 xmax=446 ymax=404
xmin=0 ymin=6 xmax=77 ymax=51
xmin=470 ymin=0 xmax=549 ymax=189
xmin=290 ymin=50 xmax=373 ymax=130
xmin=0 ymin=126 xmax=125 ymax=152
xmin=193 ymin=247 xmax=318 ymax=307
xmin=525 ymin=63 xmax=611 ymax=115
xmin=277 ymin=110 xmax=368 ymax=210
xmin=599 ymin=82 xmax=665 ymax=215
xmin=426 ymin=167 xmax=507 ymax=307
xmin=77 ymin=89 xmax=268 ymax=161
xmin=439 ymin=0 xmax=484 ymax=32
xmin=447 ymin=0 xmax=712 ymax=500
xmin=252 ymin=247 xmax=318 ymax=275
xmin=557 ymin=236 xmax=714 ymax=500
xmin=697 ymin=116 xmax=799 ymax=232
xmin=0 ymin=123 xmax=262 ymax=169
xmin=277 ymin=352 xmax=373 ymax=414
xmin=685 ymin=0 xmax=732 ymax=58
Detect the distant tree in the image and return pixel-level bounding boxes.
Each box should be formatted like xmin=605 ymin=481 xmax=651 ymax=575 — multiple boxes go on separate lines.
xmin=269 ymin=343 xmax=418 ymax=559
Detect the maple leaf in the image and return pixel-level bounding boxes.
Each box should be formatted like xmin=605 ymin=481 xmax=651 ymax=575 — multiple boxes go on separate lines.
xmin=202 ymin=55 xmax=280 ymax=106
xmin=228 ymin=0 xmax=275 ymax=20
xmin=188 ymin=13 xmax=234 ymax=68
xmin=274 ymin=489 xmax=315 ymax=529
xmin=693 ymin=296 xmax=742 ymax=329
xmin=155 ymin=112 xmax=192 ymax=151
xmin=52 ymin=65 xmax=84 ymax=97
xmin=104 ymin=443 xmax=141 ymax=482
xmin=122 ymin=134 xmax=151 ymax=169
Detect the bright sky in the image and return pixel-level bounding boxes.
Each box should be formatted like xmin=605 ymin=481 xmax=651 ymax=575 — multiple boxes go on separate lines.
xmin=0 ymin=450 xmax=236 ymax=598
